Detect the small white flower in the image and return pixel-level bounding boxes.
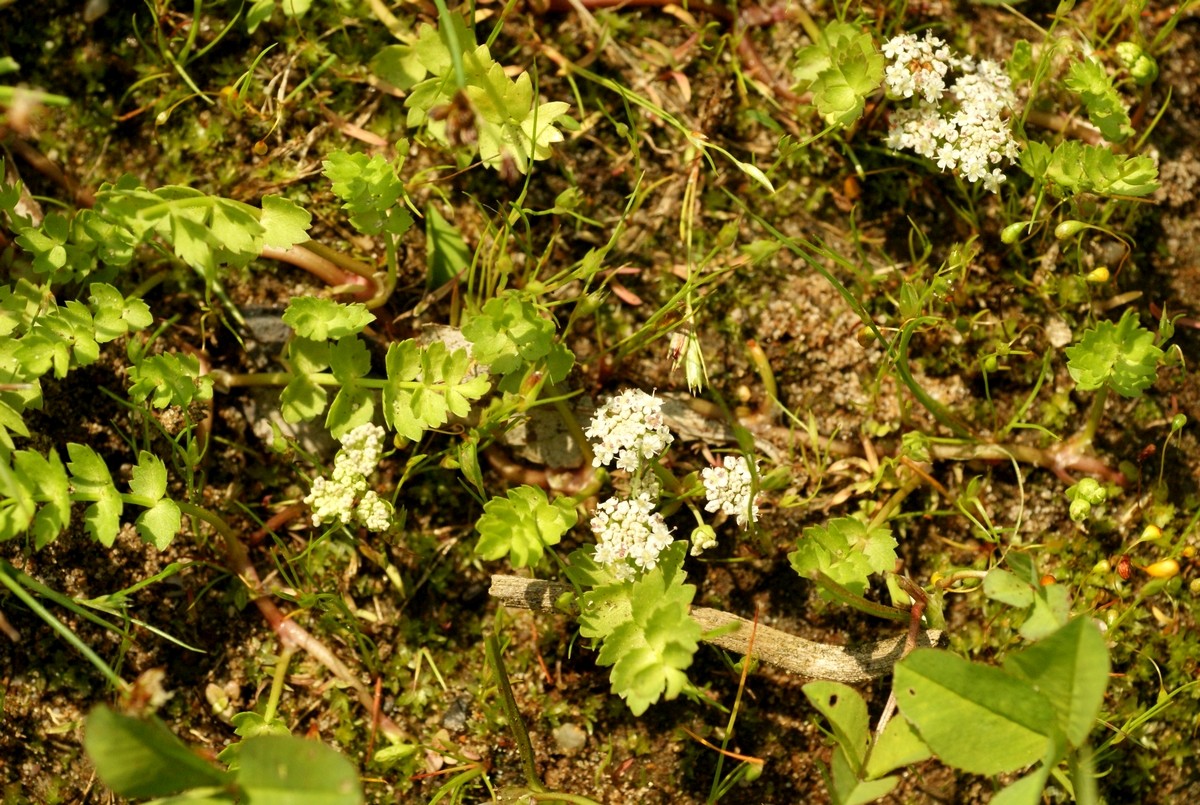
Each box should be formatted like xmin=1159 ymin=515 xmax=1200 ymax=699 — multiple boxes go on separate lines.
xmin=882 ymin=35 xmax=1020 ymax=193
xmin=701 ymin=455 xmax=759 ymax=529
xmin=585 ymin=389 xmax=674 ymax=471
xmin=591 ymin=495 xmax=674 ymax=577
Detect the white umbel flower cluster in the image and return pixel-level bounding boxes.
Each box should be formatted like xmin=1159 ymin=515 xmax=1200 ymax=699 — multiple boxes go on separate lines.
xmin=590 ymin=494 xmax=674 ymax=582
xmin=882 ymin=32 xmax=1020 ymax=192
xmin=585 ymin=389 xmax=674 ymax=472
xmin=701 ymin=455 xmax=759 ymax=529
xmin=305 ymin=424 xmax=393 ymax=531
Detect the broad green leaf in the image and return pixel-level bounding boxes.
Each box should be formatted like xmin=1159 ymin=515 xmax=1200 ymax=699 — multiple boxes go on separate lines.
xmin=1019 ymin=582 xmax=1070 ymax=641
xmin=282 ymin=298 xmax=374 ymax=341
xmin=236 ymin=736 xmax=362 ymax=805
xmin=983 ymin=567 xmax=1034 ymax=608
xmin=1003 ymin=617 xmax=1109 ymax=747
xmin=804 ymin=681 xmax=870 ymax=771
xmin=84 ymin=705 xmax=231 ymax=798
xmin=864 ymin=712 xmax=931 ymax=779
xmin=260 ymin=195 xmax=312 ymax=249
xmin=371 ymin=44 xmax=428 ymax=91
xmin=425 ymin=204 xmax=469 ymax=289
xmin=246 ymin=0 xmax=275 ymax=32
xmin=475 ymin=485 xmax=576 ymax=567
xmin=281 ymin=0 xmax=312 ymax=18
xmin=827 ymin=747 xmax=898 ymax=805
xmin=894 ymin=649 xmax=1056 ymax=776
xmin=989 ymin=767 xmax=1051 ymax=805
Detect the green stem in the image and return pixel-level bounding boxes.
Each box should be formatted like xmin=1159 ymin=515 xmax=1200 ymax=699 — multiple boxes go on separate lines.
xmin=0 ymin=562 xmax=133 ymax=639
xmin=0 ymin=560 xmax=127 ymax=691
xmin=893 ymin=319 xmax=973 ymax=439
xmin=1081 ymin=385 xmax=1110 ymax=447
xmin=263 ymin=647 xmax=295 ymax=725
xmin=485 ymin=633 xmax=545 ymax=793
xmin=867 ymin=477 xmax=919 ymax=533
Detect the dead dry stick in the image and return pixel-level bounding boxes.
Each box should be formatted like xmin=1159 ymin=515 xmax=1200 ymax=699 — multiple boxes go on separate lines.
xmin=489 ymin=575 xmax=942 ymax=683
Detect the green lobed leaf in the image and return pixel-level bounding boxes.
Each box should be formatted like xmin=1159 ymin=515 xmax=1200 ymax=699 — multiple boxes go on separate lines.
xmin=89 ymin=283 xmax=153 ymax=342
xmin=282 ymin=298 xmax=374 ymax=341
xmin=789 ymin=517 xmax=897 ymax=598
xmin=127 ymin=353 xmax=213 ymax=409
xmin=129 ymin=451 xmax=168 ymax=502
xmin=1065 ymin=309 xmax=1162 ymax=397
xmin=894 ymin=649 xmax=1057 ymax=775
xmin=382 ymin=339 xmax=489 ymax=441
xmin=10 ymin=449 xmax=70 ymax=548
xmin=66 ymin=443 xmax=123 ymax=546
xmin=1065 ymin=58 xmax=1133 ymax=143
xmin=475 ymin=484 xmax=577 ymax=567
xmin=260 ymin=195 xmax=312 ymax=249
xmin=84 ymin=705 xmax=231 ymax=798
xmin=462 ymin=293 xmax=557 ymax=380
xmin=579 ymin=543 xmax=700 ymax=715
xmin=137 ymin=499 xmax=182 ymax=550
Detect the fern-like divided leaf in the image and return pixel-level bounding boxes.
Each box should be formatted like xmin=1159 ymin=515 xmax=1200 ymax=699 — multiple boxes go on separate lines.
xmin=1020 ymin=140 xmax=1159 ymax=197
xmin=474 ymin=484 xmax=577 ymax=568
xmin=578 ymin=542 xmax=701 ymax=715
xmin=128 ymin=353 xmax=214 ymax=410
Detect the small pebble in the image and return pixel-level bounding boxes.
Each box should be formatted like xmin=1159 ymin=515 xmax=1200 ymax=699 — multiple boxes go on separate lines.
xmin=552 ymin=722 xmax=587 ymax=752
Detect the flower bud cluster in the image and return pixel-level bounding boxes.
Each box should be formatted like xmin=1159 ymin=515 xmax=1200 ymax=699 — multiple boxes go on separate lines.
xmin=305 ymin=424 xmax=393 ymax=531
xmin=701 ymin=455 xmax=759 ymax=529
xmin=882 ymin=32 xmax=1020 ymax=193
